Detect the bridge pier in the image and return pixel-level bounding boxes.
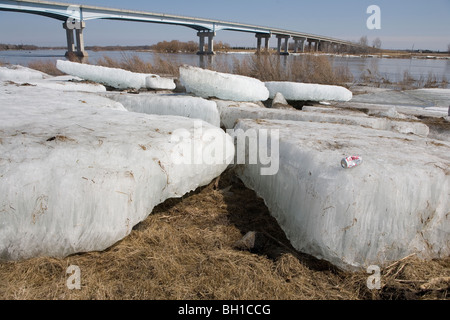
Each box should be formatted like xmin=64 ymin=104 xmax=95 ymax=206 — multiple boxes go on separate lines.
xmin=314 ymin=40 xmax=319 ymax=52
xmin=276 ymin=34 xmax=290 ymax=55
xmin=320 ymin=41 xmax=330 ymax=52
xmin=63 ymin=21 xmax=88 ymax=58
xmin=197 ymin=31 xmax=216 ymax=55
xmin=293 ymin=37 xmax=306 ymax=53
xmin=255 ymin=33 xmax=270 ymax=54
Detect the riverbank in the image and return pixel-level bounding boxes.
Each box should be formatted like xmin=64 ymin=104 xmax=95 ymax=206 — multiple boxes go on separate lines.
xmin=0 ymin=63 xmax=448 ymax=301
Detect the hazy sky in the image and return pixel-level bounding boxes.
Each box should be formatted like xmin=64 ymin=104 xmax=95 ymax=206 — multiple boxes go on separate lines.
xmin=0 ymin=0 xmax=449 ymax=51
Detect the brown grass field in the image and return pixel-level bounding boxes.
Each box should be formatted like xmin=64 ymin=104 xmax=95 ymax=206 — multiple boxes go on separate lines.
xmin=0 ymin=169 xmax=448 ymax=300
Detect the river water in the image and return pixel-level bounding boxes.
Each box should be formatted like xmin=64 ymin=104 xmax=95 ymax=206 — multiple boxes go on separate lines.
xmin=1 ymin=49 xmax=449 ymax=86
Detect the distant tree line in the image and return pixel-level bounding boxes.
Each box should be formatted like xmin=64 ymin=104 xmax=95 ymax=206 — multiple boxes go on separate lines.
xmin=87 ymin=45 xmax=154 ymax=52
xmin=151 ymin=40 xmax=231 ymax=53
xmin=0 ymin=43 xmax=40 ymax=50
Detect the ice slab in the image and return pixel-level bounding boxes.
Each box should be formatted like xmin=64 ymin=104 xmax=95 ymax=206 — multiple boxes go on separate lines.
xmin=56 ymin=60 xmax=176 ymax=90
xmin=0 ymin=84 xmax=233 ymax=260
xmin=145 ymin=75 xmax=177 ymax=91
xmin=3 ymin=78 xmax=107 ymax=93
xmin=218 ymin=102 xmax=429 ymax=136
xmin=179 ymin=65 xmax=270 ymax=102
xmin=234 ymin=119 xmax=450 ymax=270
xmin=350 ymin=88 xmax=450 ymax=113
xmin=409 ymin=89 xmax=450 ymax=108
xmin=1 ymin=82 xmax=123 ymax=110
xmin=0 ymin=65 xmax=50 ymax=82
xmin=265 ymin=81 xmax=353 ymax=102
xmin=106 ymin=93 xmax=221 ymax=127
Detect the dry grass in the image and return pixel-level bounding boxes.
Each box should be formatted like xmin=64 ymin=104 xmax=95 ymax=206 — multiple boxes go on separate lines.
xmin=93 ymin=53 xmax=353 ymax=87
xmin=96 ymin=53 xmax=181 ymax=77
xmin=0 ymin=169 xmax=448 ymax=300
xmin=234 ymin=54 xmax=353 ymax=85
xmin=27 ymin=60 xmax=65 ymax=76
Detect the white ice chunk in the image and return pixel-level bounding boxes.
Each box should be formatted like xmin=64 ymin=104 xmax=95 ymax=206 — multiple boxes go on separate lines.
xmin=214 ymin=100 xmax=264 ymax=110
xmin=265 ymin=81 xmax=353 ymax=102
xmin=218 ymin=102 xmax=429 ymax=136
xmin=0 ymin=84 xmax=233 ymax=260
xmin=32 ymin=80 xmax=107 ymax=93
xmin=56 ymin=60 xmax=175 ymax=90
xmin=1 ymin=81 xmax=122 ymax=110
xmin=145 ymin=75 xmax=176 ymax=90
xmin=271 ymin=92 xmax=294 ymax=110
xmin=369 ymin=106 xmax=418 ymax=121
xmin=179 ymin=65 xmax=270 ymax=102
xmin=5 ymin=78 xmax=107 ymax=93
xmin=0 ymin=65 xmax=49 ymax=82
xmin=235 ymin=119 xmax=450 ymax=270
xmin=106 ymin=93 xmax=220 ymax=127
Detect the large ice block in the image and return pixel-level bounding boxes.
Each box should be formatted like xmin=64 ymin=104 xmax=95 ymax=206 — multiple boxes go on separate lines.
xmin=234 ymin=118 xmax=449 ymax=270
xmin=106 ymin=93 xmax=221 ymax=127
xmin=0 ymin=84 xmax=233 ymax=260
xmin=56 ymin=60 xmax=175 ymax=90
xmin=218 ymin=102 xmax=430 ymax=136
xmin=179 ymin=65 xmax=270 ymax=102
xmin=265 ymin=81 xmax=353 ymax=102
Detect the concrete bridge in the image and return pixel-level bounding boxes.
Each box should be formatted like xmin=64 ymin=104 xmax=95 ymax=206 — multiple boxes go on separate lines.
xmin=0 ymin=0 xmax=364 ymax=57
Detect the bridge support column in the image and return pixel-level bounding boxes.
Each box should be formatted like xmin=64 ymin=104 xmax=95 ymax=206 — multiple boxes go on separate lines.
xmin=63 ymin=22 xmax=75 ymax=55
xmin=255 ymin=33 xmax=271 ymax=54
xmin=314 ymin=41 xmax=319 ymax=52
xmin=197 ymin=31 xmax=216 ymax=55
xmin=339 ymin=44 xmax=348 ymax=53
xmin=276 ymin=35 xmax=290 ymax=55
xmin=63 ymin=21 xmax=88 ymax=58
xmin=75 ymin=21 xmax=88 ymax=57
xmin=320 ymin=41 xmax=330 ymax=52
xmin=293 ymin=37 xmax=306 ymax=53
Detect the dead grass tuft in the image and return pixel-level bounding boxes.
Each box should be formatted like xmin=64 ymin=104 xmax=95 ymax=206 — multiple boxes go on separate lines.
xmin=96 ymin=53 xmax=181 ymax=77
xmin=27 ymin=60 xmax=65 ymax=76
xmin=220 ymin=54 xmax=353 ymax=86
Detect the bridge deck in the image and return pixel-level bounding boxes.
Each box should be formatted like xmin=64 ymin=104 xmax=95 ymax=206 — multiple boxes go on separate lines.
xmin=0 ymin=0 xmax=357 ymax=47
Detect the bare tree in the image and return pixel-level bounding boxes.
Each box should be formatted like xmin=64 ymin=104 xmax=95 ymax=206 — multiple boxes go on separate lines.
xmin=372 ymin=37 xmax=382 ymax=49
xmin=359 ymin=36 xmax=369 ymax=47
xmin=357 ymin=36 xmax=369 ymax=54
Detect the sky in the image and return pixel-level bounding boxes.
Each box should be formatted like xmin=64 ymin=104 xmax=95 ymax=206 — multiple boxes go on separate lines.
xmin=0 ymin=0 xmax=449 ymax=51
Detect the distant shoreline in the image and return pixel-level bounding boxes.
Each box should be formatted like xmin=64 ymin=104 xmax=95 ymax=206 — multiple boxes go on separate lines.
xmin=1 ymin=43 xmax=449 ymax=58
